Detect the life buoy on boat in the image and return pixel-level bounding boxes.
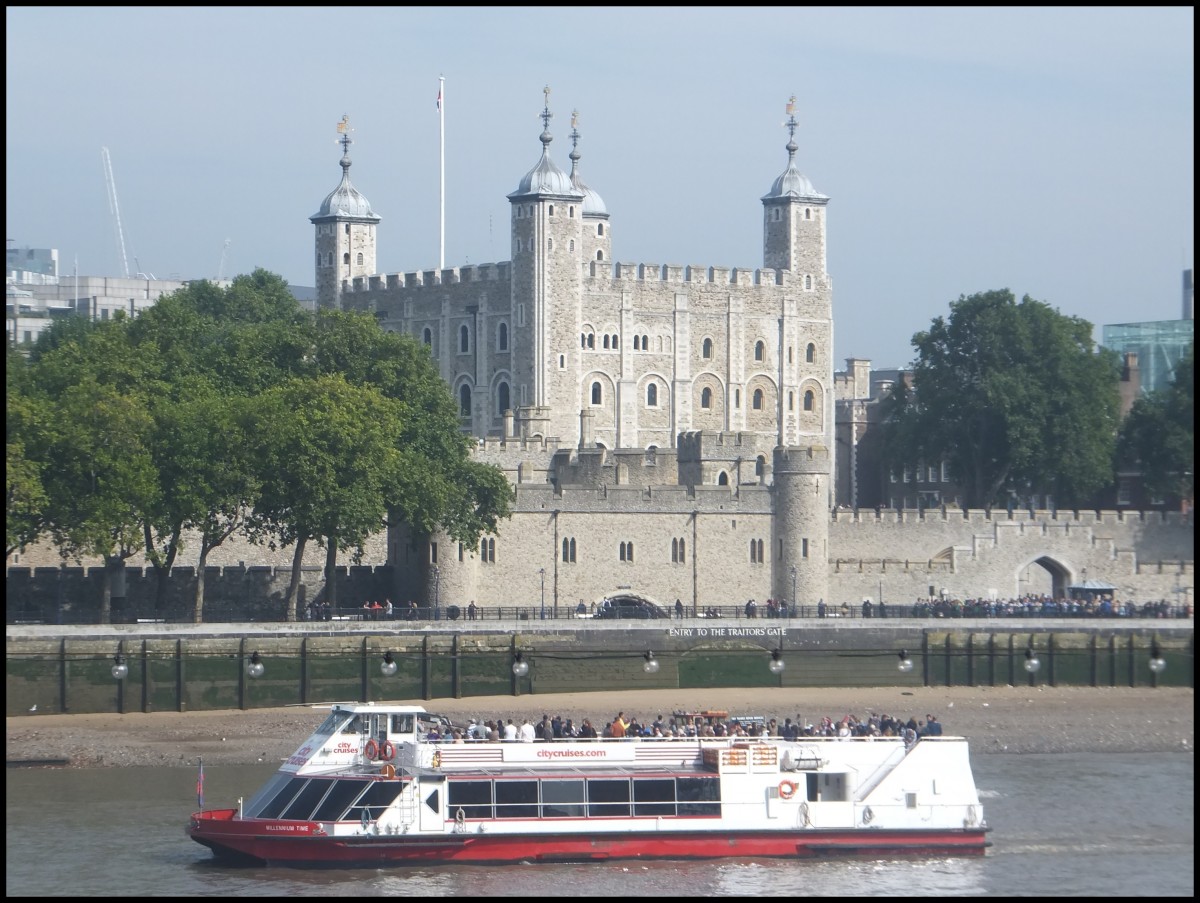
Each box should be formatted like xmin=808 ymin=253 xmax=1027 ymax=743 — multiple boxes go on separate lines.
xmin=380 ymin=740 xmax=396 ymax=761
xmin=364 ymin=739 xmax=380 ymax=760
xmin=778 ymin=779 xmax=798 ymax=800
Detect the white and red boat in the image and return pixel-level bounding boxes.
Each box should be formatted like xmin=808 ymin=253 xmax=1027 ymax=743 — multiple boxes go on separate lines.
xmin=187 ymin=703 xmax=990 ymax=866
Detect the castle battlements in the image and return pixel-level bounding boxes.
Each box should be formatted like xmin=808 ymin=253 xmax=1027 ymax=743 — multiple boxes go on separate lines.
xmin=588 ymin=261 xmax=790 ymax=287
xmin=831 ymin=507 xmax=1195 ymax=528
xmin=350 ymin=262 xmax=512 ymax=293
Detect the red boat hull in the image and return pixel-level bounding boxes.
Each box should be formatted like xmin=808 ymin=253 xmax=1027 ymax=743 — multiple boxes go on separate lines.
xmin=189 ymin=810 xmax=989 ymax=868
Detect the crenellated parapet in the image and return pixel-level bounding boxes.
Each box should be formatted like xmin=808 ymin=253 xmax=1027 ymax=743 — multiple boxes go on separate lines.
xmin=349 ymin=262 xmax=511 ymax=294
xmin=831 ymin=507 xmax=1195 ymax=528
xmin=587 ymin=261 xmax=791 ymax=287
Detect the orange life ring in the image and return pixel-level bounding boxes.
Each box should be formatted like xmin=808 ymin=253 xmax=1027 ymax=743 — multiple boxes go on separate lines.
xmin=778 ymin=779 xmax=797 ymax=800
xmin=364 ymin=739 xmax=380 ymax=760
xmin=380 ymin=740 xmax=396 ymax=761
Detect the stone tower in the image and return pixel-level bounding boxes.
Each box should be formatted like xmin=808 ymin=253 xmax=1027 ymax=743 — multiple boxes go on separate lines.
xmin=773 ymin=444 xmax=831 ymax=607
xmin=311 ymin=115 xmax=381 ymax=309
xmin=506 ymin=87 xmax=586 ymax=441
xmin=762 ymin=96 xmax=829 ymax=283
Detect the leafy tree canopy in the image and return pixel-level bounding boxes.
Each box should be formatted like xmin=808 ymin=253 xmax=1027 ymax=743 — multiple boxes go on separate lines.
xmin=897 ymin=289 xmax=1121 ymax=508
xmin=1117 ymin=341 xmax=1194 ymax=503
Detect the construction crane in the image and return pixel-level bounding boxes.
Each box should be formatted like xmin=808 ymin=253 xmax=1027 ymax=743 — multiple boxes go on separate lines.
xmin=100 ymin=147 xmax=130 ymax=278
xmin=217 ymin=238 xmax=231 ymax=282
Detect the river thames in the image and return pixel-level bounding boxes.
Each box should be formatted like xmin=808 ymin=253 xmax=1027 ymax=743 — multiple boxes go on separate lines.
xmin=5 ymin=751 xmax=1192 ymax=897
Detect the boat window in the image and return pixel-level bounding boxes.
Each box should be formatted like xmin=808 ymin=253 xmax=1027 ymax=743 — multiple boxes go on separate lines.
xmin=540 ymin=779 xmax=586 ymax=818
xmin=344 ymin=781 xmax=406 ymax=825
xmin=252 ymin=776 xmax=309 ymax=819
xmin=633 ymin=778 xmax=676 ymax=817
xmin=281 ymin=778 xmax=336 ymax=820
xmin=447 ymin=780 xmax=493 ymax=819
xmin=312 ymin=779 xmax=371 ymax=821
xmin=342 ymin=715 xmax=364 ymax=735
xmin=315 ymin=712 xmax=347 ymax=736
xmin=675 ymin=776 xmax=721 ymax=816
xmin=587 ymin=778 xmax=631 ymax=817
xmin=391 ymin=714 xmax=414 ymax=734
xmin=242 ymin=773 xmax=300 ymax=818
xmin=495 ymin=780 xmax=539 ymax=818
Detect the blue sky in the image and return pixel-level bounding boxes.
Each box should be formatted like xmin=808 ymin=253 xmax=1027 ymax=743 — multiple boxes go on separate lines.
xmin=6 ymin=6 xmax=1194 ymax=367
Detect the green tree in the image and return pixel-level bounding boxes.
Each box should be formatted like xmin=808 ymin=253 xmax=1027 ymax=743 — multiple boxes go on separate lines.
xmin=900 ymin=290 xmax=1121 ymax=509
xmin=6 ymin=347 xmax=48 ymax=556
xmin=1117 ymin=342 xmax=1194 ymax=503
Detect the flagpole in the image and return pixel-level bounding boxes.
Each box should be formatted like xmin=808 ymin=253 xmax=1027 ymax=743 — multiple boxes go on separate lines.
xmin=439 ymin=75 xmax=445 ymax=271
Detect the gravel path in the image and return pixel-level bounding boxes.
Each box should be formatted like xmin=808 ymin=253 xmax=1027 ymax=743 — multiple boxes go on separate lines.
xmin=6 ymin=685 xmax=1193 ymax=768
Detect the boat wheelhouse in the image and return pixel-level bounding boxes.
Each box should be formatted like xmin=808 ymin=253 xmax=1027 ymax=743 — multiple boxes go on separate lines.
xmin=187 ymin=702 xmax=990 ymax=867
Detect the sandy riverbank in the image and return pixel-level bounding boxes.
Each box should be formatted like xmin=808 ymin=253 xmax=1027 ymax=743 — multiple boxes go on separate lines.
xmin=5 ymin=685 xmax=1193 ymax=768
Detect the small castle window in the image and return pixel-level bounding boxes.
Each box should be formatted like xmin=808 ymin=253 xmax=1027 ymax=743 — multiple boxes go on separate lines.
xmin=592 ymin=382 xmax=602 ymax=405
xmin=805 ymin=274 xmax=812 ymax=290
xmin=569 ymin=239 xmax=575 ymax=252
xmin=702 ymin=338 xmax=713 ymax=359
xmin=548 ymin=205 xmax=555 ymax=216
xmin=497 ymin=382 xmax=510 ymax=416
xmin=499 ymin=322 xmax=508 ymax=351
xmin=345 ymin=223 xmax=351 ymax=234
xmin=460 ymin=324 xmax=470 ymax=353
xmin=596 ymin=250 xmax=604 ymax=261
xmin=701 ymin=387 xmax=713 ymax=409
xmin=806 ymin=342 xmax=815 ymax=363
xmin=356 ymin=252 xmax=363 ymax=266
xmin=603 ymin=335 xmax=610 ymax=350
xmin=459 ymin=384 xmax=472 ymax=417
xmin=343 ymin=252 xmax=350 ymax=264
xmin=804 ymin=390 xmax=815 ymax=411
xmin=423 ymin=327 xmax=432 ymax=345
xmin=788 ymin=391 xmax=794 ymax=411
xmin=718 ymin=471 xmax=729 ymax=486
xmin=569 ymin=206 xmax=575 ymax=218
xmin=548 ymin=238 xmax=553 ymax=251
xmin=597 ymin=223 xmax=604 ymax=236
xmin=647 ymin=383 xmax=657 ymax=406
xmin=755 ymin=340 xmax=765 ymax=362
xmin=805 ymin=208 xmax=811 ymax=220
xmin=752 ymin=388 xmax=764 ymax=410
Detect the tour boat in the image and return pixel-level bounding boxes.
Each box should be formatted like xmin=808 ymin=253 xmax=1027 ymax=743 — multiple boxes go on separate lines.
xmin=187 ymin=703 xmax=990 ymax=867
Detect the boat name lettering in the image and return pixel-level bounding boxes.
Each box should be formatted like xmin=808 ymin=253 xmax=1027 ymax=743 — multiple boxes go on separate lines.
xmin=264 ymin=824 xmax=313 ymax=833
xmin=668 ymin=627 xmax=787 ymax=638
xmin=536 ymin=747 xmax=608 ymax=759
xmin=334 ymin=742 xmax=355 ymax=752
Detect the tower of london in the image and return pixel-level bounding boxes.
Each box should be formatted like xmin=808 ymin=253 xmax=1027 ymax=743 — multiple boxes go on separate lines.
xmin=315 ymin=91 xmax=834 ymax=614
xmin=308 ymin=91 xmax=1191 ymax=615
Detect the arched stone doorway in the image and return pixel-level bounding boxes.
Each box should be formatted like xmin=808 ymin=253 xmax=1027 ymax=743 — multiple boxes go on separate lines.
xmin=1017 ymin=556 xmax=1070 ymax=598
xmin=594 ymin=593 xmax=667 ymax=619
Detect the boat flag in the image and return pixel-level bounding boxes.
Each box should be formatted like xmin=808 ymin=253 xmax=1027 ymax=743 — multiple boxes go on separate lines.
xmin=197 ymin=757 xmax=205 ymax=809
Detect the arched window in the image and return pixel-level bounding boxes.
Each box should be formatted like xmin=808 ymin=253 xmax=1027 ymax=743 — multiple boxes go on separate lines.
xmin=633 ymin=336 xmax=640 ymax=351
xmin=596 ymin=250 xmax=604 ymax=261
xmin=569 ymin=206 xmax=575 ymax=218
xmin=548 ymin=205 xmax=555 ymax=217
xmin=805 ymin=274 xmax=812 ymax=290
xmin=459 ymin=324 xmax=470 ymax=353
xmin=423 ymin=327 xmax=432 ymax=345
xmin=620 ymin=541 xmax=634 ymax=562
xmin=459 ymin=385 xmax=472 ymax=417
xmin=498 ymin=322 xmax=508 ymax=351
xmin=548 ymin=238 xmax=553 ymax=251
xmin=343 ymin=252 xmax=350 ymax=264
xmin=591 ymin=382 xmax=602 ymax=405
xmin=755 ymin=340 xmax=765 ymax=362
xmin=756 ymin=455 xmax=766 ymax=477
xmin=562 ymin=538 xmax=576 ymax=563
xmin=750 ymin=539 xmax=758 ymax=563
xmin=806 ymin=342 xmax=815 ymax=363
xmin=569 ymin=239 xmax=575 ymax=252
xmin=497 ymin=382 xmax=510 ymax=416
xmin=701 ymin=387 xmax=713 ymax=409
xmin=588 ymin=333 xmax=595 ymax=349
xmin=702 ymin=337 xmax=713 ymax=359
xmin=804 ymin=389 xmax=815 ymax=411
xmin=641 ymin=334 xmax=648 ymax=350
xmin=597 ymin=223 xmax=604 ymax=236
xmin=752 ymin=388 xmax=764 ymax=410
xmin=647 ymin=383 xmax=657 ymax=406
xmin=612 ymin=334 xmax=618 ymax=349
xmin=356 ymin=252 xmax=363 ymax=266
xmin=718 ymin=471 xmax=729 ymax=486
xmin=805 ymin=208 xmax=811 ymax=220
